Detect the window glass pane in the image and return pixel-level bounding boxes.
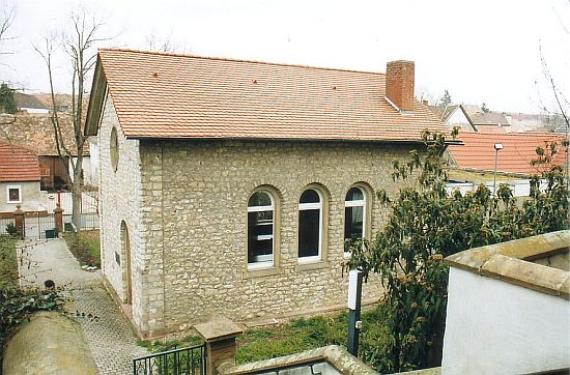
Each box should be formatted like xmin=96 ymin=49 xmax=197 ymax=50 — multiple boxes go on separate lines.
xmin=8 ymin=189 xmax=19 ymax=202
xmin=344 ymin=206 xmax=363 ymax=240
xmin=248 ymin=210 xmax=273 ymax=264
xmin=300 ymin=189 xmax=320 ymax=204
xmin=298 ymin=209 xmax=320 ymax=258
xmin=346 ymin=187 xmax=364 ymax=201
xmin=249 ymin=191 xmax=272 ymax=207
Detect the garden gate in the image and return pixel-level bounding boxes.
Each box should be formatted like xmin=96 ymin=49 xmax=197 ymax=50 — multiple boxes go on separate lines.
xmin=133 ymin=343 xmax=206 ymax=375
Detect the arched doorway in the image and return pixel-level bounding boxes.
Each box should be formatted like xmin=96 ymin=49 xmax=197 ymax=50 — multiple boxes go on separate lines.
xmin=120 ymin=221 xmax=132 ymax=305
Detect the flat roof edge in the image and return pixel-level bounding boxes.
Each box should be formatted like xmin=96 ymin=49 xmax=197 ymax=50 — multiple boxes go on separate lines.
xmin=445 ymin=230 xmax=570 ymax=299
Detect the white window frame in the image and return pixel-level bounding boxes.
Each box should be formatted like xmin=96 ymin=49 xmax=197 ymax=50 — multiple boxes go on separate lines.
xmin=247 ymin=192 xmax=275 ymax=269
xmin=6 ymin=185 xmax=22 ymax=204
xmin=298 ymin=189 xmax=323 ymax=263
xmin=344 ymin=187 xmax=367 ymax=258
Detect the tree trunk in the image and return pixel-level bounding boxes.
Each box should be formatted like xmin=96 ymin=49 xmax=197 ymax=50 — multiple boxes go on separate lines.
xmin=71 ymin=160 xmax=83 ymax=231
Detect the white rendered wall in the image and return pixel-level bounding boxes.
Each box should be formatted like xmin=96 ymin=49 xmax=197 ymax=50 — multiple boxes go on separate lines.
xmin=69 ymin=156 xmax=92 ymax=185
xmin=446 ymin=108 xmax=474 ymax=132
xmin=442 ymin=267 xmax=570 ymax=375
xmin=447 ymin=108 xmax=470 ymax=126
xmin=88 ymin=138 xmax=99 ymax=187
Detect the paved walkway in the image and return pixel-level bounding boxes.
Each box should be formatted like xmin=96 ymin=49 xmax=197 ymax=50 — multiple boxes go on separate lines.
xmin=18 ymin=238 xmax=148 ymax=375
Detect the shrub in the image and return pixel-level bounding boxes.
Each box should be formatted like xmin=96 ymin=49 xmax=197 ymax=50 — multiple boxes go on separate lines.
xmin=347 ymin=130 xmax=569 ymax=372
xmin=5 ymin=223 xmax=18 ymax=237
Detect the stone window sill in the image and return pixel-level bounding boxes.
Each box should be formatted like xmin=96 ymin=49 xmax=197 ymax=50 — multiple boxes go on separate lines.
xmin=244 ymin=266 xmax=281 ymax=279
xmin=297 ymin=260 xmax=329 ymax=272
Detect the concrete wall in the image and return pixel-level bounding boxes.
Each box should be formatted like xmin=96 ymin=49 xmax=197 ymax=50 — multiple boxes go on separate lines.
xmin=136 ymin=139 xmax=416 ymax=336
xmin=442 ymin=267 xmax=570 ymax=374
xmin=98 ymin=92 xmax=146 ymax=332
xmin=0 ymin=181 xmax=44 ymax=212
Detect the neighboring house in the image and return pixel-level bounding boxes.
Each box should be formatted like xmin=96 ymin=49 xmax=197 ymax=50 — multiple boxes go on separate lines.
xmin=431 ymin=104 xmax=477 ymax=133
xmin=0 ymin=140 xmax=45 ymax=213
xmin=507 ymin=113 xmax=545 ymax=133
xmin=443 ymin=231 xmax=569 ymax=374
xmin=432 ymin=103 xmax=564 ymax=135
xmin=446 ymin=132 xmax=566 ymax=196
xmin=0 ymin=113 xmax=94 ymax=190
xmin=433 ymin=104 xmax=510 ymax=134
xmin=85 ymin=49 xmax=446 ymax=337
xmin=460 ymin=104 xmax=511 ymax=133
xmin=13 ymin=92 xmax=50 ymax=114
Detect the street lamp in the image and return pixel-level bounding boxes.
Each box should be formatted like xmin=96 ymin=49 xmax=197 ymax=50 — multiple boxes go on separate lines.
xmin=493 ymin=143 xmax=504 ymax=196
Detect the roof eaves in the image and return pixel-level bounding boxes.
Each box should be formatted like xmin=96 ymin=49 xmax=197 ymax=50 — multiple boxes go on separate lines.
xmin=128 ymin=135 xmax=443 ymax=145
xmin=84 ymin=57 xmax=107 ymax=137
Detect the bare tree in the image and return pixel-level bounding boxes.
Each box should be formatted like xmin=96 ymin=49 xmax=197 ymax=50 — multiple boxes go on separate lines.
xmin=0 ymin=1 xmax=15 ymax=128
xmin=145 ymin=33 xmax=178 ymax=53
xmin=34 ymin=11 xmax=105 ymax=230
xmin=0 ymin=0 xmax=15 ymax=55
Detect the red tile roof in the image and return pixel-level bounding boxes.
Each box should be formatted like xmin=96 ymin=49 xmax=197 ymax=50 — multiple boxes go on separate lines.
xmin=449 ymin=133 xmax=567 ymax=175
xmin=0 ymin=113 xmax=87 ymax=156
xmin=88 ymin=49 xmax=445 ymax=142
xmin=0 ymin=140 xmax=41 ymax=182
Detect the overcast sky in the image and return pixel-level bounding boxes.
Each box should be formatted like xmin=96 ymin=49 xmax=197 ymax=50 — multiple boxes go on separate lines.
xmin=1 ymin=0 xmax=568 ymax=114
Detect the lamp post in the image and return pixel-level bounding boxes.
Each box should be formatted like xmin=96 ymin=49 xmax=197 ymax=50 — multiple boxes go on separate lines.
xmin=493 ymin=143 xmax=504 ymax=196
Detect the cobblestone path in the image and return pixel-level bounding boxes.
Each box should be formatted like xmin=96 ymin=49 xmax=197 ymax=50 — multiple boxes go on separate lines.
xmin=18 ymin=238 xmax=148 ymax=374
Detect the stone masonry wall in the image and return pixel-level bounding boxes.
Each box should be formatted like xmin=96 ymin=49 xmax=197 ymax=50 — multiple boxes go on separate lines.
xmin=98 ymin=93 xmax=147 ymax=333
xmin=139 ymin=140 xmax=421 ymax=335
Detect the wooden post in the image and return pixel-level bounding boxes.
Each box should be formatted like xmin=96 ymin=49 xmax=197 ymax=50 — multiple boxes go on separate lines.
xmin=13 ymin=205 xmax=25 ymax=240
xmin=54 ymin=204 xmax=64 ymax=236
xmin=194 ymin=318 xmax=243 ymax=375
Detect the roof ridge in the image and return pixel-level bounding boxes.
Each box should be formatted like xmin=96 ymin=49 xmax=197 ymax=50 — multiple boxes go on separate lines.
xmin=98 ymin=48 xmax=385 ymax=76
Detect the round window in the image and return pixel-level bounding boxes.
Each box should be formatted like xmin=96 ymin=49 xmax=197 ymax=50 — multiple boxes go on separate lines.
xmin=110 ymin=127 xmax=119 ymax=171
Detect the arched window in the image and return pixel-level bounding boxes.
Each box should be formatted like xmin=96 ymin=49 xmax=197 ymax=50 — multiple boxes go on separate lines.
xmin=298 ymin=189 xmax=323 ymax=262
xmin=120 ymin=220 xmax=132 ymax=304
xmin=110 ymin=127 xmax=119 ymax=172
xmin=344 ymin=187 xmax=366 ymax=246
xmin=248 ymin=191 xmax=274 ymax=268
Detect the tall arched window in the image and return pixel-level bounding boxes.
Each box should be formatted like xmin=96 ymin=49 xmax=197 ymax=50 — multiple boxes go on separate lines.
xmin=120 ymin=220 xmax=132 ymax=304
xmin=110 ymin=127 xmax=119 ymax=172
xmin=298 ymin=189 xmax=322 ymax=262
xmin=344 ymin=187 xmax=366 ymax=244
xmin=248 ymin=191 xmax=274 ymax=268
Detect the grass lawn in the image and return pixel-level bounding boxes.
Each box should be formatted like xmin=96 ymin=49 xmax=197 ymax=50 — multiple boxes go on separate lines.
xmin=137 ymin=306 xmax=390 ymax=368
xmin=0 ymin=235 xmax=18 ymax=287
xmin=64 ymin=230 xmax=101 ymax=268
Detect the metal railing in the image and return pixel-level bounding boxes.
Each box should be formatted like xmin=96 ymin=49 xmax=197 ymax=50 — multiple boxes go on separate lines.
xmin=133 ymin=344 xmax=206 ymax=375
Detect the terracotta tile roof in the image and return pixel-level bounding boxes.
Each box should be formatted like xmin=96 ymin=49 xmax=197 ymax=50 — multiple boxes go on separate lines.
xmin=0 ymin=113 xmax=87 ymax=156
xmin=449 ymin=132 xmax=567 ymax=175
xmin=0 ymin=140 xmax=41 ymax=182
xmin=91 ymin=49 xmax=445 ymax=142
xmin=469 ymin=112 xmax=510 ymax=127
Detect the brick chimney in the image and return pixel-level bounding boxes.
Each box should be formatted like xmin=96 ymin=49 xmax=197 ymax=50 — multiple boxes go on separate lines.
xmin=385 ymin=60 xmax=415 ymax=112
